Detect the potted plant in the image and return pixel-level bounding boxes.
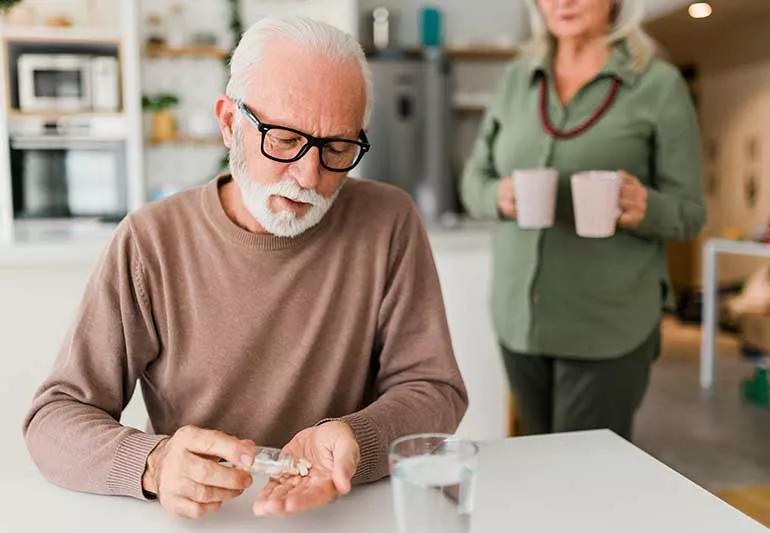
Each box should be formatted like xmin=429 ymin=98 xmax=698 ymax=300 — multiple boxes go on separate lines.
xmin=142 ymin=93 xmax=180 ymax=143
xmin=0 ymin=0 xmax=21 ymax=25
xmin=0 ymin=0 xmax=21 ymax=12
xmin=1 ymin=0 xmax=38 ymax=26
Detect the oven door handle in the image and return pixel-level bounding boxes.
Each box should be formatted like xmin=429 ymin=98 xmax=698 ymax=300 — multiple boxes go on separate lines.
xmin=11 ymin=136 xmax=122 ymax=150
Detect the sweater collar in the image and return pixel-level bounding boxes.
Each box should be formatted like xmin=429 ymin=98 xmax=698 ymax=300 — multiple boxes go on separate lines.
xmin=202 ymin=174 xmax=331 ymax=251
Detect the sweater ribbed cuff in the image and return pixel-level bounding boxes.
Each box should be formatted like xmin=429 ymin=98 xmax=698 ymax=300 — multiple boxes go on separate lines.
xmin=106 ymin=432 xmax=169 ymax=500
xmin=317 ymin=414 xmax=385 ymax=485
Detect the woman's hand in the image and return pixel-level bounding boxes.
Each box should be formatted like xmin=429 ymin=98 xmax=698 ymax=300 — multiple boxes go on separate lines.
xmin=497 ymin=177 xmax=517 ymax=219
xmin=618 ymin=170 xmax=648 ymax=229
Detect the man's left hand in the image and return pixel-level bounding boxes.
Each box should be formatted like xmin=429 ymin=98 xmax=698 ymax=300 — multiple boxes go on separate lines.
xmin=618 ymin=170 xmax=648 ymax=229
xmin=252 ymin=421 xmax=360 ymax=516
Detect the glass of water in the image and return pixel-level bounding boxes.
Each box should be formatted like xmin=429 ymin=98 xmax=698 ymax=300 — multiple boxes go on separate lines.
xmin=389 ymin=433 xmax=479 ymax=533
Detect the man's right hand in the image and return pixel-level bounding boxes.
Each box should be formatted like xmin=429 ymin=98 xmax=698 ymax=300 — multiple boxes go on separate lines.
xmin=497 ymin=177 xmax=517 ymax=219
xmin=142 ymin=425 xmax=257 ymax=518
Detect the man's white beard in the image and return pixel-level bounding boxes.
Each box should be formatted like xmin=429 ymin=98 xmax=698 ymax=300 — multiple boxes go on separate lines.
xmin=228 ymin=123 xmax=341 ymax=238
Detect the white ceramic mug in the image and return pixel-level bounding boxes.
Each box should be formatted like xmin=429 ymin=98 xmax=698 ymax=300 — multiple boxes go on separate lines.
xmin=570 ymin=171 xmax=621 ymax=238
xmin=513 ymin=168 xmax=559 ymax=229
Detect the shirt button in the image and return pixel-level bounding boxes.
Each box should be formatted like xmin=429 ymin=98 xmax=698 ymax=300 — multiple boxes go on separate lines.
xmin=532 ymin=292 xmax=540 ymax=304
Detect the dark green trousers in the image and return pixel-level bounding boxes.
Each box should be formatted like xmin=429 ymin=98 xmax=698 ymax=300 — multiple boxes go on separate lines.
xmin=500 ymin=325 xmax=659 ymax=440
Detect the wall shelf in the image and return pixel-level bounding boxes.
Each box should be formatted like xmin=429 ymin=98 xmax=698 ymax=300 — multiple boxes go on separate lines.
xmin=144 ymin=44 xmax=228 ymax=59
xmin=446 ymin=46 xmax=518 ymax=61
xmin=453 ymin=105 xmax=487 ymax=116
xmin=366 ymin=46 xmax=518 ymax=62
xmin=7 ymin=109 xmax=125 ymax=119
xmin=0 ymin=25 xmax=121 ymax=44
xmin=146 ymin=135 xmax=222 ymax=147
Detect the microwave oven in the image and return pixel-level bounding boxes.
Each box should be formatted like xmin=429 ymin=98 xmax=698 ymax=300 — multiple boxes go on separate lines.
xmin=17 ymin=54 xmax=120 ymax=112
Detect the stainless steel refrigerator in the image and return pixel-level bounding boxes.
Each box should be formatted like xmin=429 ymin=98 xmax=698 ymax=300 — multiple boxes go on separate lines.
xmin=357 ymin=50 xmax=457 ymax=220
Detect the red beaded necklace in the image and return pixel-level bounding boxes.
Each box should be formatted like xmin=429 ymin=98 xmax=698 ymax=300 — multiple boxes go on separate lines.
xmin=539 ymin=74 xmax=621 ymax=140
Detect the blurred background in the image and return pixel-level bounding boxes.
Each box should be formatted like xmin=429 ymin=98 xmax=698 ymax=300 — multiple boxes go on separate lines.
xmin=0 ymin=0 xmax=768 ymax=525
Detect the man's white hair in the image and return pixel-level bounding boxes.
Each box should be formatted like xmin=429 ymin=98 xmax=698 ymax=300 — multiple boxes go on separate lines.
xmin=225 ymin=16 xmax=373 ymax=127
xmin=523 ymin=0 xmax=656 ymax=72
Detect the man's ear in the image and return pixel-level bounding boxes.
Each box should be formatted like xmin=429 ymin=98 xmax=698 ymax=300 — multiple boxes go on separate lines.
xmin=215 ymin=95 xmax=235 ymax=148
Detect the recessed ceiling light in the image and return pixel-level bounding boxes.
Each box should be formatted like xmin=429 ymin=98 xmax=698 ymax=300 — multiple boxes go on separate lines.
xmin=688 ymin=2 xmax=713 ymax=19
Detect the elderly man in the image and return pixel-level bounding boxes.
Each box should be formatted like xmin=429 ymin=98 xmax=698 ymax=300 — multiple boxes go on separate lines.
xmin=22 ymin=17 xmax=467 ymax=519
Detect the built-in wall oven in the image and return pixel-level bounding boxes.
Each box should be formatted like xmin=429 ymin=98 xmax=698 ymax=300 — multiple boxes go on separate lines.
xmin=9 ymin=115 xmax=127 ymax=220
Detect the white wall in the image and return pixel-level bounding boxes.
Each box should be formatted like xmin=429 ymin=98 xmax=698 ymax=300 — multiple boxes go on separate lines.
xmin=241 ymin=0 xmax=359 ymax=38
xmin=138 ymin=0 xmax=231 ymax=199
xmin=358 ymin=0 xmax=529 ymax=48
xmin=700 ymin=62 xmax=770 ymax=282
xmin=2 ymin=0 xmax=118 ymax=29
xmin=656 ymin=9 xmax=770 ymax=284
xmin=357 ymin=0 xmax=689 ymax=49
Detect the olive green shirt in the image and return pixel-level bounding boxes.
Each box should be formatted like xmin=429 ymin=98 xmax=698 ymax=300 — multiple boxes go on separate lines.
xmin=460 ymin=44 xmax=706 ymax=359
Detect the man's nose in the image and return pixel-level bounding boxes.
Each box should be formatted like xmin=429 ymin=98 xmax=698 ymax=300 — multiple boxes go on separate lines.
xmin=291 ymin=145 xmax=323 ymax=190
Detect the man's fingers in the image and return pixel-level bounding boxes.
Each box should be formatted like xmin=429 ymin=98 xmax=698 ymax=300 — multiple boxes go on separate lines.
xmin=257 ymin=478 xmax=281 ymax=500
xmin=179 ymin=478 xmax=244 ymax=503
xmin=177 ymin=426 xmax=256 ymax=467
xmin=267 ymin=480 xmax=294 ymax=501
xmin=253 ymin=477 xmax=337 ymax=516
xmin=331 ymin=439 xmax=358 ymax=495
xmin=257 ymin=476 xmax=300 ymax=502
xmin=184 ymin=452 xmax=253 ymax=490
xmin=253 ymin=496 xmax=287 ymax=516
xmin=284 ymin=480 xmax=337 ymax=513
xmin=166 ymin=496 xmax=222 ymax=519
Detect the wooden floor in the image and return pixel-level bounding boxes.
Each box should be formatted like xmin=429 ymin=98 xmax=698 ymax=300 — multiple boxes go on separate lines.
xmin=716 ymin=485 xmax=770 ymax=528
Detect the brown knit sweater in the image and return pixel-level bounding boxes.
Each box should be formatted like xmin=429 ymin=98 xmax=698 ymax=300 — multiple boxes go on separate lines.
xmin=22 ymin=175 xmax=468 ymax=500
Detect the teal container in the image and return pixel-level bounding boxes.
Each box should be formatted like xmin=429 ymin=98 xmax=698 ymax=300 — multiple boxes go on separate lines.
xmin=420 ymin=6 xmax=442 ymax=47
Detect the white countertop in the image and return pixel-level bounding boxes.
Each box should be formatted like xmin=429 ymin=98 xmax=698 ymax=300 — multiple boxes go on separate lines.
xmin=1 ymin=431 xmax=764 ymax=533
xmin=0 ymin=217 xmax=493 ymax=267
xmin=0 ymin=218 xmax=117 ymax=267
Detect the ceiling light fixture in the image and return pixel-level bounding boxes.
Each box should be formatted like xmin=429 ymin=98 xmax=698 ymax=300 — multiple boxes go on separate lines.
xmin=688 ymin=2 xmax=713 ymax=19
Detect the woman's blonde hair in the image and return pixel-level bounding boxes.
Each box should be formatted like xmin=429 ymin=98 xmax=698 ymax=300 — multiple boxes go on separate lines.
xmin=523 ymin=0 xmax=655 ymax=72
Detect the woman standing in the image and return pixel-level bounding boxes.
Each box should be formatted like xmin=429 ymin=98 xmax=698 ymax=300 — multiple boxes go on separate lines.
xmin=460 ymin=0 xmax=705 ymax=439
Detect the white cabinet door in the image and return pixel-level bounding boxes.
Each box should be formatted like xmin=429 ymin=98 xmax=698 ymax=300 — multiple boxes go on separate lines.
xmin=431 ymin=231 xmax=509 ymax=440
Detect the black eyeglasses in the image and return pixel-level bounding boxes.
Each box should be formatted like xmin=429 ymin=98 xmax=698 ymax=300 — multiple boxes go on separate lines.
xmin=236 ymin=100 xmax=370 ymax=173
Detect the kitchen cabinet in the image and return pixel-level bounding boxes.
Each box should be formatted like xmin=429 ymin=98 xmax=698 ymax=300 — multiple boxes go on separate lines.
xmin=0 ymin=0 xmax=144 ymax=245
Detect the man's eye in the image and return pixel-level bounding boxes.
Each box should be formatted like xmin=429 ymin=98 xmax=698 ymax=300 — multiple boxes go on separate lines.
xmin=325 ymin=142 xmax=353 ymax=154
xmin=274 ymin=135 xmax=301 ymax=146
